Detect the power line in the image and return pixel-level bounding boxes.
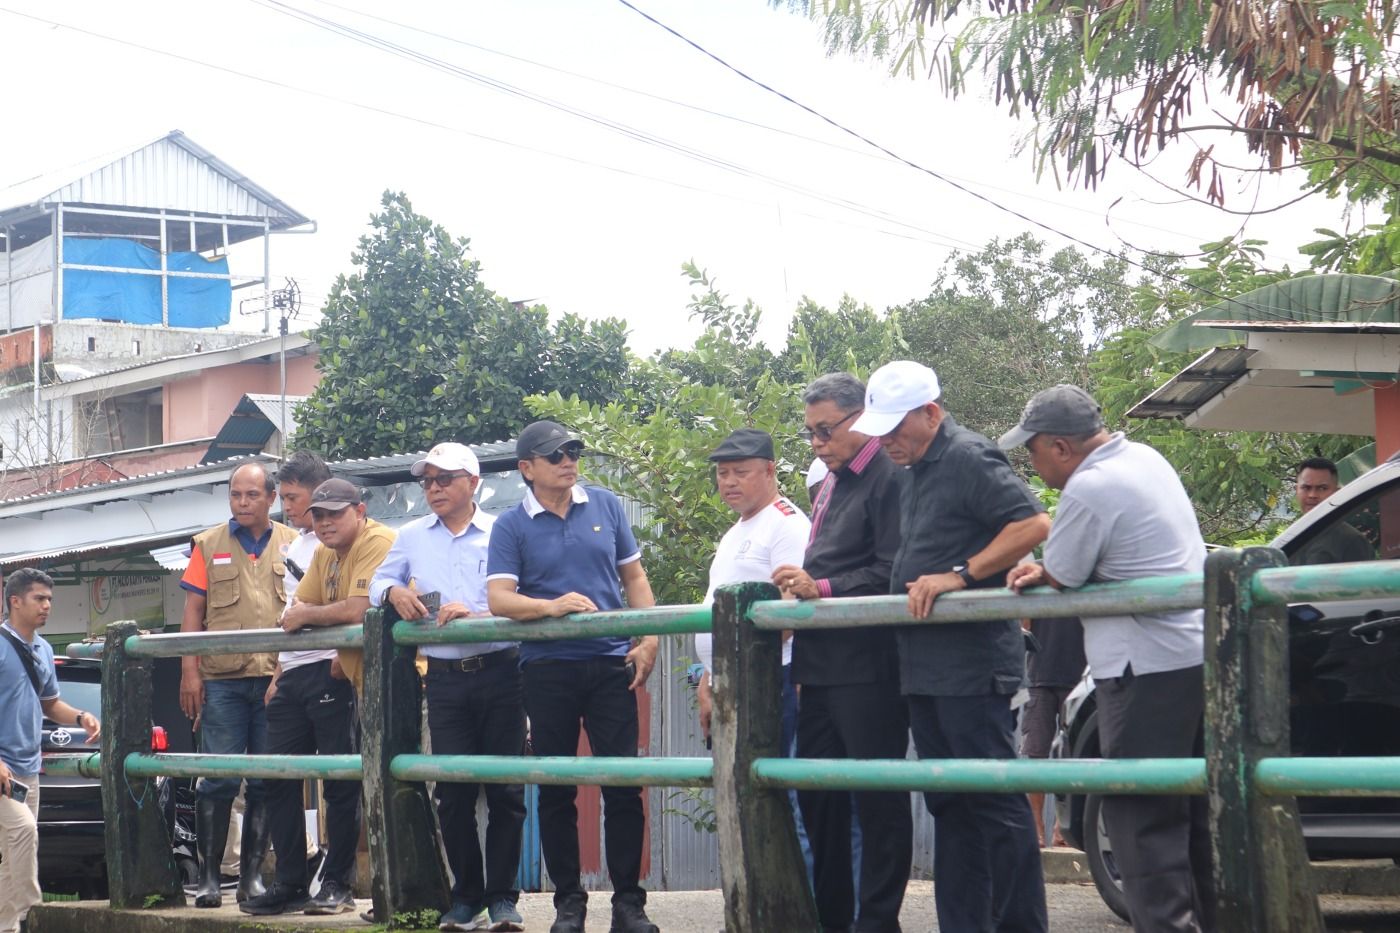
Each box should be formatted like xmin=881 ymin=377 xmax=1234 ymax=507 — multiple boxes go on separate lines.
xmin=613 ymin=0 xmax=1337 ymax=323
xmin=292 ymin=0 xmax=1222 ymax=250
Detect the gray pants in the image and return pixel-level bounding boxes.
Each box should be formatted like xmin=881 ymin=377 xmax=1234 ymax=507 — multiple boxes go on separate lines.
xmin=1096 ymin=664 xmax=1215 ymax=933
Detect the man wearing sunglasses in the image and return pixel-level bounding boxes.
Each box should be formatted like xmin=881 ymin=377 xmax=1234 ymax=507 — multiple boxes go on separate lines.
xmin=369 ymin=443 xmax=526 ymax=933
xmin=487 ymin=421 xmax=661 ymax=933
xmin=772 ymin=372 xmax=911 ymax=933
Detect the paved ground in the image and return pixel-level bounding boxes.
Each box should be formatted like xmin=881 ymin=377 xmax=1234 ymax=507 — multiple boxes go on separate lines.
xmin=29 ymin=880 xmax=1400 ymax=932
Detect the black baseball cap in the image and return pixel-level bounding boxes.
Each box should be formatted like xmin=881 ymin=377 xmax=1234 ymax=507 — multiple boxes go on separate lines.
xmin=707 ymin=428 xmax=776 ymax=462
xmin=516 ymin=421 xmax=582 ymax=461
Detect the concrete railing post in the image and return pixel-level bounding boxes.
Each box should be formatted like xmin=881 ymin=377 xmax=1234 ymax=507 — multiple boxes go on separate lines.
xmin=99 ymin=620 xmax=184 ymax=907
xmin=711 ymin=582 xmax=818 ymax=932
xmin=1204 ymin=547 xmax=1322 ymax=932
xmin=361 ymin=607 xmax=450 ymax=928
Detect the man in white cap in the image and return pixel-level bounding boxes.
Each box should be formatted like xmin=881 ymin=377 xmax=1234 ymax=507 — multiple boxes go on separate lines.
xmin=1003 ymin=385 xmax=1214 ymax=933
xmin=851 ymin=360 xmax=1050 ymax=933
xmin=370 ymin=442 xmax=526 ymax=933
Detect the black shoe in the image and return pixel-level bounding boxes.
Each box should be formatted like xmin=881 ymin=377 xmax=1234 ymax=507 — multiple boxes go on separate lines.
xmin=304 ymin=878 xmax=355 ymax=915
xmin=610 ymin=900 xmax=659 ymax=933
xmin=238 ymin=882 xmax=311 ymax=915
xmin=550 ymin=894 xmax=587 ymax=933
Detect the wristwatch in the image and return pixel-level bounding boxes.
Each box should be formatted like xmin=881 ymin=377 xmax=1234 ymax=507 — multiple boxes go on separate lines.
xmin=952 ymin=564 xmax=977 ymax=588
xmin=74 ymin=711 xmax=90 ymax=728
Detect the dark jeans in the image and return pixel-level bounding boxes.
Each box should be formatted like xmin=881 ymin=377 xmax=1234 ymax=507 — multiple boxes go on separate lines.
xmin=263 ymin=661 xmax=360 ymax=887
xmin=523 ymin=655 xmax=646 ymax=907
xmin=797 ymin=681 xmax=912 ymax=933
xmin=425 ymin=650 xmax=528 ymax=908
xmin=1096 ymin=664 xmax=1215 ymax=933
xmin=198 ymin=676 xmax=271 ymax=802
xmin=907 ymin=693 xmax=1047 ymax=933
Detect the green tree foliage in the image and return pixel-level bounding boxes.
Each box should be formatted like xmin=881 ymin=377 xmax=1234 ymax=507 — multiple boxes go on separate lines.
xmin=295 ymin=192 xmax=631 ymax=458
xmin=530 ymin=270 xmax=816 ymax=606
xmin=780 ymin=1 xmax=1400 ymax=207
xmin=895 ymin=234 xmax=1142 ymax=439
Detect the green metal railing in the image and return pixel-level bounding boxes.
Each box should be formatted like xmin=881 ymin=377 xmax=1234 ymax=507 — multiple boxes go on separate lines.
xmin=50 ymin=549 xmax=1400 ymax=932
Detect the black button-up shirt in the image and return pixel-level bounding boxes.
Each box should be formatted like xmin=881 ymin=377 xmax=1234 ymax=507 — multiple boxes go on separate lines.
xmin=891 ymin=414 xmax=1044 ymax=697
xmin=791 ymin=438 xmax=902 ymax=686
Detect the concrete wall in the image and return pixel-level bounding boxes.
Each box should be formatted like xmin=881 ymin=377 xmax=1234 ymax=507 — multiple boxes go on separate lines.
xmin=51 ymin=322 xmax=253 ymax=373
xmin=163 ymin=353 xmax=317 ymax=442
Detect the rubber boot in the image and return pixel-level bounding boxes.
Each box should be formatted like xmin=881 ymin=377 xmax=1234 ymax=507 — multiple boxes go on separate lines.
xmin=195 ymin=796 xmax=233 ymax=908
xmin=236 ymin=798 xmax=271 ymax=903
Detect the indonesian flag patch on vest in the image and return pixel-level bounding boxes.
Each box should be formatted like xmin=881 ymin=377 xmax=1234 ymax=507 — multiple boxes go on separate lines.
xmin=212 ymin=552 xmax=233 ymax=566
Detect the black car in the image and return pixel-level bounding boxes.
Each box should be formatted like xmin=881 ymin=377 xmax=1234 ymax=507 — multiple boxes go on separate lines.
xmin=39 ymin=655 xmax=191 ymax=899
xmin=1053 ymin=454 xmax=1400 ymax=919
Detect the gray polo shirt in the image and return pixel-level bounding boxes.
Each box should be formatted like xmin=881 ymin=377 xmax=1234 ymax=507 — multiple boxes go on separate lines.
xmin=1042 ymin=433 xmax=1204 ymax=678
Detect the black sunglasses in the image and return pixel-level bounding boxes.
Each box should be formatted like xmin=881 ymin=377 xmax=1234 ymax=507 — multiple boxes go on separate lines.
xmin=418 ymin=472 xmax=470 ymax=490
xmin=540 ymin=446 xmax=583 ymax=465
xmin=798 ymin=409 xmax=860 ymax=443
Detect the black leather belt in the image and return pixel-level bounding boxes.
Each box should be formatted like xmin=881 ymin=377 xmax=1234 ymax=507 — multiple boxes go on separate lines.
xmin=426 ymin=647 xmax=518 ymax=674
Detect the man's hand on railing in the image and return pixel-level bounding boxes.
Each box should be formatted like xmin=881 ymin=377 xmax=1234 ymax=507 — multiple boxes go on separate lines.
xmin=387 ymin=585 xmax=429 ymax=621
xmin=771 ymin=564 xmax=819 ymax=600
xmin=545 ymin=593 xmax=598 ymax=617
xmin=625 ymin=635 xmax=659 ymax=691
xmin=906 ymin=572 xmax=967 ymax=619
xmin=1007 ymin=563 xmax=1047 ymax=592
xmin=436 ymin=603 xmax=487 ymax=626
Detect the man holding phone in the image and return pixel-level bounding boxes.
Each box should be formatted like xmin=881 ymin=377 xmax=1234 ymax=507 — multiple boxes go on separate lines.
xmin=370 ymin=442 xmax=526 ymax=933
xmin=0 ymin=568 xmax=101 ymax=933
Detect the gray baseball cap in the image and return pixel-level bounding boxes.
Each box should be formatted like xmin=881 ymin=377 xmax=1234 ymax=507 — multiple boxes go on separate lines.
xmin=998 ymin=385 xmax=1104 ymax=450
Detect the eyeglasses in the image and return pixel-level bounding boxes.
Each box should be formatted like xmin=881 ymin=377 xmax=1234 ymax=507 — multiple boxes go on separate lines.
xmin=418 ymin=472 xmax=470 ymax=490
xmin=540 ymin=446 xmax=583 ymax=465
xmin=799 ymin=409 xmax=860 ymax=443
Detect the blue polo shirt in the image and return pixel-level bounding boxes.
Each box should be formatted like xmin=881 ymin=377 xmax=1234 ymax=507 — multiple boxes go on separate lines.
xmin=487 ymin=483 xmax=641 ymax=664
xmin=0 ymin=621 xmax=59 ymax=775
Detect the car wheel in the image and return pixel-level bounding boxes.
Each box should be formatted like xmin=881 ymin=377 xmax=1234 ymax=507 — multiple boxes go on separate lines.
xmin=178 ymin=855 xmax=200 ymax=888
xmin=1084 ymin=793 xmax=1131 ymax=922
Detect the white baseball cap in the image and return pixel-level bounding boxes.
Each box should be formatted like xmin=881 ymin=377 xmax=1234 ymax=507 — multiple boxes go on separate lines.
xmin=849 ymin=361 xmax=942 ymax=437
xmin=806 ymin=457 xmax=829 ymax=490
xmin=410 ymin=442 xmax=481 ymax=477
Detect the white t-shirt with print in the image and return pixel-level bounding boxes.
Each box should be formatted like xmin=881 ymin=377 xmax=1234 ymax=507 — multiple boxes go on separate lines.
xmin=697 ymin=497 xmax=811 ymax=671
xmin=279 ymin=529 xmax=338 ymax=672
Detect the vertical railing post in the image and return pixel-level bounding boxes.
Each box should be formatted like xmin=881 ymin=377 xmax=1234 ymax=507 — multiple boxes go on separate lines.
xmin=1204 ymin=547 xmax=1322 ymax=932
xmin=361 ymin=608 xmax=450 ymax=928
xmin=712 ymin=582 xmax=818 ymax=932
xmin=99 ymin=620 xmax=184 ymax=907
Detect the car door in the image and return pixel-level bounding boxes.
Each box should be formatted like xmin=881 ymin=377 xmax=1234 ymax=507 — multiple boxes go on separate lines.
xmin=1279 ymin=470 xmax=1400 ymax=834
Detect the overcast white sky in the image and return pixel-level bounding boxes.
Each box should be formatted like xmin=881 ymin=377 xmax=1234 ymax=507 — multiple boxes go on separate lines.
xmin=0 ymin=0 xmax=1374 ymax=355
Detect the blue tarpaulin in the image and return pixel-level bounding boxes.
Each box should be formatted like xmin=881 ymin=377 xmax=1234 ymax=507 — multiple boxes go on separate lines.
xmin=62 ymin=237 xmax=231 ymax=327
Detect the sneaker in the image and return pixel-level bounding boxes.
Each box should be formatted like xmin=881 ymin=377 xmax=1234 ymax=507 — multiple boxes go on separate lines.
xmin=609 ymin=900 xmax=659 ymax=933
xmin=238 ymin=882 xmax=311 ymax=915
xmin=549 ymin=895 xmax=586 ymax=933
xmin=488 ymin=898 xmax=526 ymax=932
xmin=304 ymin=878 xmax=355 ymax=915
xmin=440 ymin=901 xmax=489 ymax=932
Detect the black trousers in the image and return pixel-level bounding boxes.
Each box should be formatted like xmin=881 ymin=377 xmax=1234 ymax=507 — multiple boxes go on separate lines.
xmin=907 ymin=694 xmax=1047 ymax=933
xmin=1096 ymin=664 xmax=1215 ymax=933
xmin=523 ymin=655 xmax=646 ymax=908
xmin=264 ymin=660 xmax=360 ymax=887
xmin=424 ymin=651 xmax=528 ymax=908
xmin=797 ymin=681 xmax=912 ymax=933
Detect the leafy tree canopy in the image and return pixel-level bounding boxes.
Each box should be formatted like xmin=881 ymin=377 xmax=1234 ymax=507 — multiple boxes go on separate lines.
xmin=779 ymin=1 xmax=1400 ymax=207
xmin=295 ymin=191 xmax=630 ymax=458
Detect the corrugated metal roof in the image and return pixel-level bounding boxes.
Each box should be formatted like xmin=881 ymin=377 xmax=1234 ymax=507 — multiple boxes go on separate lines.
xmin=201 ymin=394 xmax=306 ymax=464
xmin=1193 ymin=319 xmax=1400 ymax=334
xmin=0 ymin=129 xmax=311 ymax=233
xmin=1128 ymin=347 xmax=1254 ymax=419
